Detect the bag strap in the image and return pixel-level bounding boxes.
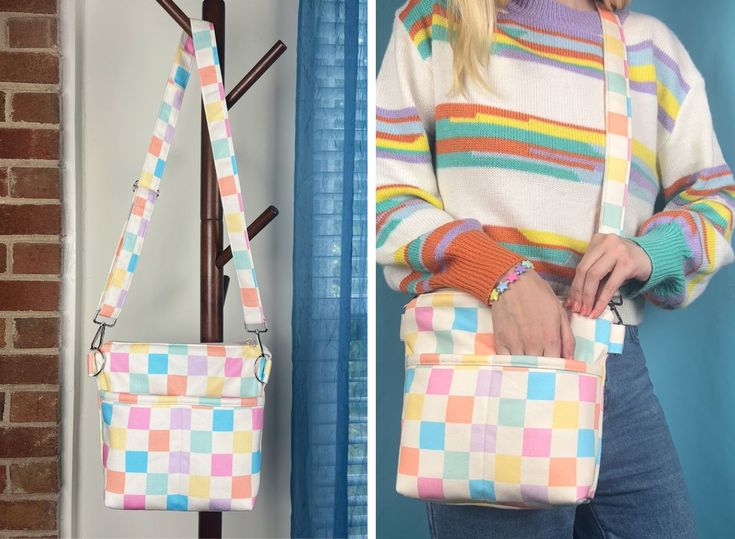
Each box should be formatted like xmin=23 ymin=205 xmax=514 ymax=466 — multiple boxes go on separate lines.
xmin=94 ymin=21 xmax=267 ymax=331
xmin=597 ymin=5 xmax=632 ymax=236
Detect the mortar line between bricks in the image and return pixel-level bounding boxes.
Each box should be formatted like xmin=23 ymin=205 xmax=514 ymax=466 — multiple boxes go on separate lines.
xmin=0 ymin=312 xmax=60 ymax=317
xmin=3 ymin=386 xmax=60 ymax=392
xmin=0 ymin=386 xmax=60 ymax=391
xmin=0 ymin=347 xmax=60 ymax=354
xmin=0 ymin=456 xmax=58 ymax=464
xmin=0 ymin=83 xmax=59 ymax=92
xmin=0 ymin=421 xmax=58 ymax=427
xmin=0 ymin=311 xmax=61 ymax=318
xmin=2 ymin=239 xmax=61 ymax=247
xmin=0 ymin=529 xmax=59 ymax=539
xmin=0 ymin=120 xmax=59 ymax=129
xmin=0 ymin=159 xmax=58 ymax=167
xmin=0 ymin=235 xmax=60 ymax=242
xmin=0 ymin=493 xmax=58 ymax=501
xmin=0 ymin=198 xmax=61 ymax=205
xmin=0 ymin=13 xmax=7 ymax=50
xmin=0 ymin=531 xmax=60 ymax=539
xmin=0 ymin=275 xmax=61 ymax=282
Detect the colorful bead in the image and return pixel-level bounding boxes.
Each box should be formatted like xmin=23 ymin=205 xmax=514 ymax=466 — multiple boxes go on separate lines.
xmin=487 ymin=260 xmax=534 ymax=306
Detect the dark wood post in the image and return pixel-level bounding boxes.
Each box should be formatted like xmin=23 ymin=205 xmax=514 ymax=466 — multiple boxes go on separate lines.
xmin=199 ymin=0 xmax=225 ymax=537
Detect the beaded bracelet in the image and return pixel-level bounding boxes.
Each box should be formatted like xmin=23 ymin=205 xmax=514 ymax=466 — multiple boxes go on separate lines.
xmin=488 ymin=260 xmax=534 ymax=305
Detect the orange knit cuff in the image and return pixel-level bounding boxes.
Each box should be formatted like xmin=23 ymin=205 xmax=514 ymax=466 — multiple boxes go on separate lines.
xmin=432 ymin=228 xmax=526 ymax=304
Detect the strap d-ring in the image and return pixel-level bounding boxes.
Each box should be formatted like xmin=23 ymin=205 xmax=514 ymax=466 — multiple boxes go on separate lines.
xmin=249 ymin=329 xmax=270 ymax=384
xmin=88 ymin=323 xmax=108 ymax=377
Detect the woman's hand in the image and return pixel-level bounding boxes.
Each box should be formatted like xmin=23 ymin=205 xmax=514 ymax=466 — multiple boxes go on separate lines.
xmin=565 ymin=233 xmax=652 ymax=318
xmin=491 ymin=269 xmax=576 ymax=359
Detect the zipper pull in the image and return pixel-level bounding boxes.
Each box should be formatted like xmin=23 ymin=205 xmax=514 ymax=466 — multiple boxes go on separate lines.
xmin=608 ymin=293 xmax=623 ymax=325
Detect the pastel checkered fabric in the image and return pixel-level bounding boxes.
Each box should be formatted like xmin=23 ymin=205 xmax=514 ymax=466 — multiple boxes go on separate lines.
xmin=597 ymin=8 xmax=633 ymax=236
xmin=100 ymin=390 xmax=264 ymax=511
xmin=397 ymin=290 xmax=619 ymax=508
xmin=95 ymin=32 xmax=194 ymax=323
xmin=90 ymin=18 xmax=272 ymax=512
xmin=395 ymin=5 xmax=630 ymax=509
xmin=400 ymin=291 xmax=625 ymax=363
xmin=91 ymin=341 xmax=270 ymax=511
xmin=95 ymin=21 xmax=267 ymax=330
xmin=88 ymin=342 xmax=272 ymax=398
xmin=192 ymin=20 xmax=266 ymax=329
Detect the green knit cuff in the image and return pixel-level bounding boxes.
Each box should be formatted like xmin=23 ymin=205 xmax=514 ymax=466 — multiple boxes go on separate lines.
xmin=621 ymin=222 xmax=692 ymax=299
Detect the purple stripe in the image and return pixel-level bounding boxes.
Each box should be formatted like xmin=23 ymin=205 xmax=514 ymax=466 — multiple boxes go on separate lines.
xmin=630 ymin=80 xmax=657 ymax=95
xmin=376 ymin=106 xmax=420 ymax=119
xmin=496 ymin=47 xmax=604 ymax=79
xmin=642 ymin=214 xmax=703 ymax=271
xmin=653 ymin=44 xmax=691 ymax=94
xmin=433 ymin=219 xmax=481 ymax=262
xmin=376 ymin=149 xmax=431 ymax=164
xmin=528 ymin=146 xmax=604 ymax=169
xmin=658 ymin=108 xmax=675 ymax=133
xmin=629 ymin=167 xmax=659 ymax=202
xmin=627 ymin=39 xmax=654 ymax=53
xmin=698 ymin=164 xmax=733 ymax=179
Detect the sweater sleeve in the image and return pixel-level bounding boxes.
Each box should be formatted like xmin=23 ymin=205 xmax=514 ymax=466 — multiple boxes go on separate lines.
xmin=622 ymin=76 xmax=735 ymax=308
xmin=376 ymin=9 xmax=524 ymax=303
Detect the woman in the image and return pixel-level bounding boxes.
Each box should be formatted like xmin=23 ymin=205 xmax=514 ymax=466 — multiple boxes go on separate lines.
xmin=377 ymin=0 xmax=734 ymax=536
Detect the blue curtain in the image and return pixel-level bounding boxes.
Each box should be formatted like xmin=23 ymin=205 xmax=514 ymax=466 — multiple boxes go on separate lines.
xmin=291 ymin=0 xmax=367 ymax=537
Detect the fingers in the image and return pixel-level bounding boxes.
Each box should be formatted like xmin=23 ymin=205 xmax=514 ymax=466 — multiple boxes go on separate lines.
xmin=567 ymin=234 xmax=606 ymax=313
xmin=590 ymin=263 xmax=629 ymax=317
xmin=559 ymin=307 xmax=576 ymax=360
xmin=579 ymin=251 xmax=617 ymax=314
xmin=540 ymin=310 xmax=562 ymax=357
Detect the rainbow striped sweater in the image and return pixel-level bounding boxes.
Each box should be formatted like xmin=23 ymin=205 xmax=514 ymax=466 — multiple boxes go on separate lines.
xmin=376 ymin=0 xmax=735 ymax=324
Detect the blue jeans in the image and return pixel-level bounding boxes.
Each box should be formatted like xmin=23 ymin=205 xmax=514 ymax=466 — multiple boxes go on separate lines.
xmin=426 ymin=325 xmax=698 ymax=538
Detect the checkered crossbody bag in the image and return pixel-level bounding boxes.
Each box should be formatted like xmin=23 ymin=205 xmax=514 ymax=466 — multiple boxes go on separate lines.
xmin=395 ymin=5 xmax=631 ymax=509
xmin=86 ymin=19 xmax=271 ymax=512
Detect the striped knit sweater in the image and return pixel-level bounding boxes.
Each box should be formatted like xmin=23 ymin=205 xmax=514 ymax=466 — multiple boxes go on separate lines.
xmin=376 ymin=0 xmax=735 ymax=324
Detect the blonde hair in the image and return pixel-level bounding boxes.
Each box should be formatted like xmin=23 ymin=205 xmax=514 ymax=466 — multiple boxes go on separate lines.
xmin=447 ymin=0 xmax=631 ymax=95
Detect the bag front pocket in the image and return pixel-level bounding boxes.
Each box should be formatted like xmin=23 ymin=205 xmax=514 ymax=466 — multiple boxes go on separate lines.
xmin=99 ymin=391 xmax=264 ymax=511
xmin=396 ymin=354 xmax=605 ymax=508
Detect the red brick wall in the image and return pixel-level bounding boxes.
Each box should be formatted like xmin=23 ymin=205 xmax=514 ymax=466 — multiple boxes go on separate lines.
xmin=0 ymin=0 xmax=62 ymax=536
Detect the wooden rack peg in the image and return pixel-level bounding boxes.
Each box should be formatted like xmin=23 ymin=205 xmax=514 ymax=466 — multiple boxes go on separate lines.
xmin=152 ymin=1 xmax=286 ymax=537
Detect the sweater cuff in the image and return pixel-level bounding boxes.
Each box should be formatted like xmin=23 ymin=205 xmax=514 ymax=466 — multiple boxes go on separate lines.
xmin=438 ymin=228 xmax=526 ymax=303
xmin=621 ymin=222 xmax=691 ymax=299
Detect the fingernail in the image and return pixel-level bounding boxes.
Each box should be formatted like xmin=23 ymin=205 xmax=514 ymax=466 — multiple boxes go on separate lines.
xmin=581 ymin=305 xmax=590 ymax=316
xmin=574 ymin=301 xmax=581 ymax=312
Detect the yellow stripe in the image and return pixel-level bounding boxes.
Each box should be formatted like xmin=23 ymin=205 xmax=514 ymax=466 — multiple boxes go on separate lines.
xmin=657 ymin=82 xmax=681 ymax=121
xmin=518 ymin=228 xmax=589 ymax=253
xmin=452 ymin=111 xmax=606 ymax=147
xmin=493 ymin=32 xmax=603 ymax=71
xmin=377 ymin=135 xmax=430 ymax=153
xmin=632 ymin=139 xmax=656 ymax=174
xmin=432 ymin=13 xmax=448 ymax=31
xmin=376 ymin=185 xmax=444 ymax=209
xmin=412 ymin=27 xmax=431 ymax=48
xmin=629 ymin=64 xmax=656 ymax=84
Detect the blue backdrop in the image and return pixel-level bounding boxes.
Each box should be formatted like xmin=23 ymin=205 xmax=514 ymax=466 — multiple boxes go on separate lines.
xmin=376 ymin=1 xmax=735 ymax=537
xmin=292 ymin=0 xmax=367 ymax=537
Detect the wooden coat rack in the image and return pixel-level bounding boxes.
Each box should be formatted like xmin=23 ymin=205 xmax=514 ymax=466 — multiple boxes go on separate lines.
xmin=154 ymin=1 xmax=286 ymax=537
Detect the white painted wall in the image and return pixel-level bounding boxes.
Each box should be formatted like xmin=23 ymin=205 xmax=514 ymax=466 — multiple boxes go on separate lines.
xmin=71 ymin=1 xmax=296 ymax=537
